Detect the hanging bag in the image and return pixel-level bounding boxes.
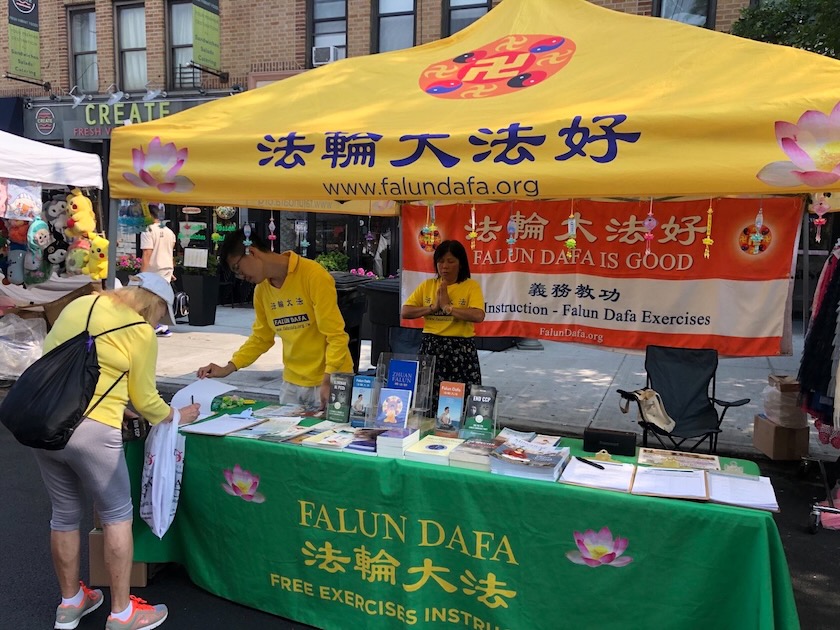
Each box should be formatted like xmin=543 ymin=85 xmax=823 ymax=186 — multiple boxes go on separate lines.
xmin=0 ymin=296 xmax=143 ymax=450
xmin=139 ymin=411 xmax=185 ymax=539
xmin=617 ymin=388 xmax=676 ymax=433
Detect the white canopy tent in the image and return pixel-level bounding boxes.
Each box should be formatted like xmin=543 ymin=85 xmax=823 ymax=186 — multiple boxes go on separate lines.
xmin=0 ymin=130 xmax=103 ymax=189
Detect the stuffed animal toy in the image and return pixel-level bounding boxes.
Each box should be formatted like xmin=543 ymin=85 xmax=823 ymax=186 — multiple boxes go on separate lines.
xmin=0 ymin=218 xmax=8 ymax=249
xmin=6 ymin=247 xmax=25 ymax=285
xmin=83 ymin=233 xmax=109 ymax=280
xmin=64 ymin=189 xmax=97 ymax=239
xmin=65 ymin=238 xmax=90 ymax=276
xmin=27 ymin=219 xmax=53 ymax=257
xmin=44 ymin=228 xmax=69 ymax=275
xmin=23 ymin=249 xmax=50 ymax=284
xmin=7 ymin=219 xmax=29 ymax=245
xmin=42 ymin=197 xmax=69 ymax=233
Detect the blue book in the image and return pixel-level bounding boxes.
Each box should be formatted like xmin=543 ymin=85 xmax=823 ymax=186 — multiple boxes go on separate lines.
xmin=386 ymin=359 xmax=420 ymax=401
xmin=349 ymin=375 xmax=374 ymax=420
xmin=374 ymin=387 xmax=412 ymax=428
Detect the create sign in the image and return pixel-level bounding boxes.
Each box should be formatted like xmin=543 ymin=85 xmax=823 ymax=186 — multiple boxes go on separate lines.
xmin=400 ymin=198 xmax=803 ymax=356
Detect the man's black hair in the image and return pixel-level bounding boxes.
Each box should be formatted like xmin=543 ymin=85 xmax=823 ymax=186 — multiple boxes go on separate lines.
xmin=433 ymin=240 xmax=471 ymax=282
xmin=218 ymin=228 xmax=269 ymax=273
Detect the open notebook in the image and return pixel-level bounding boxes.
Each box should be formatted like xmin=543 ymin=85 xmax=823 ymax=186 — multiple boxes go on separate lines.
xmin=707 ymin=471 xmax=779 ymax=512
xmin=630 ymin=467 xmax=709 ymax=501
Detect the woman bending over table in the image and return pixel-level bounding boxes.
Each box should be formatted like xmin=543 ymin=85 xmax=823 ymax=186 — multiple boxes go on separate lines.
xmin=32 ymin=273 xmax=199 ymax=630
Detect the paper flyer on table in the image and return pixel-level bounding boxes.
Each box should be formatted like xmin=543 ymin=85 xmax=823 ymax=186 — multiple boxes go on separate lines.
xmin=171 ymin=379 xmax=237 ymax=420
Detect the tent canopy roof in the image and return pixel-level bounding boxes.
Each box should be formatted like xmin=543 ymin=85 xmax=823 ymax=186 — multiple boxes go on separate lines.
xmin=109 ymin=0 xmax=840 ymax=208
xmin=1 ymin=130 xmax=103 ymax=188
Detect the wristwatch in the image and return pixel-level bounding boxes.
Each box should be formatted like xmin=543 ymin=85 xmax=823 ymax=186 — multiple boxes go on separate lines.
xmin=443 ymin=304 xmax=453 ymax=315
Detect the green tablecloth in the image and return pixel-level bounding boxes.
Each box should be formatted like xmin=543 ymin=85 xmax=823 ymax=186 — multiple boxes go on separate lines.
xmin=127 ymin=425 xmax=797 ymax=630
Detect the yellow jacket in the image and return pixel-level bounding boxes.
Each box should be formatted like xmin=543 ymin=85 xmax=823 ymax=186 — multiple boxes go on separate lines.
xmin=403 ymin=277 xmax=484 ymax=337
xmin=231 ymin=252 xmax=353 ymax=386
xmin=43 ymin=294 xmax=171 ymax=428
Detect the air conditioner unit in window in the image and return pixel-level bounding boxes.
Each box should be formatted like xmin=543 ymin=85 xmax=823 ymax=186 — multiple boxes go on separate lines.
xmin=312 ymin=45 xmax=339 ymax=66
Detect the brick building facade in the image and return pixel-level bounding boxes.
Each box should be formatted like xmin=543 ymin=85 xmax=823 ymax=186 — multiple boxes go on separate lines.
xmin=1 ymin=0 xmax=757 ymax=102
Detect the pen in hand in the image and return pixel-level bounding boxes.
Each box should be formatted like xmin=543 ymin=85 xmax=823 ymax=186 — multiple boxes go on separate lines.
xmin=576 ymin=456 xmax=605 ymax=470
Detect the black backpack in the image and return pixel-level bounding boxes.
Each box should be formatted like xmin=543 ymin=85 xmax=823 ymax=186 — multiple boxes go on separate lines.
xmin=0 ymin=296 xmax=143 ymax=450
xmin=173 ymin=290 xmax=189 ymax=319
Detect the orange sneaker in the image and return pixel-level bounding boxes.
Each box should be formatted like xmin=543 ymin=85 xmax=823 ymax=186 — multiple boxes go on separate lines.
xmin=54 ymin=582 xmax=104 ymax=629
xmin=105 ymin=596 xmax=168 ymax=630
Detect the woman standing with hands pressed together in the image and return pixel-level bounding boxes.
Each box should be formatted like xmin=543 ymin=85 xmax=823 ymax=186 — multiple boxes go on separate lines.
xmin=401 ymin=240 xmax=485 ymax=409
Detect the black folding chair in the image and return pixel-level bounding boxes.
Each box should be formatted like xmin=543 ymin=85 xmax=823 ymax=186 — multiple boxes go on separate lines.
xmin=618 ymin=345 xmax=750 ymax=454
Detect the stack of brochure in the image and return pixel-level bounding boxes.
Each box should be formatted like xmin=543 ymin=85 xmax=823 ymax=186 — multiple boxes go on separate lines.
xmin=404 ymin=435 xmax=464 ymax=466
xmin=489 ymin=438 xmax=571 ymax=481
xmin=376 ymin=428 xmax=420 ymax=459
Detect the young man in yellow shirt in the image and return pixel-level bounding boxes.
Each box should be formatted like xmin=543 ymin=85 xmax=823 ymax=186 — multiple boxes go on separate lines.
xmin=197 ymin=228 xmax=353 ymax=411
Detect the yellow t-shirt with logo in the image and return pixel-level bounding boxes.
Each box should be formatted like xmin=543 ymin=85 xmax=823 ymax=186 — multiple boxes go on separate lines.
xmin=404 ymin=277 xmax=484 ymax=338
xmin=231 ymin=252 xmax=353 ymax=386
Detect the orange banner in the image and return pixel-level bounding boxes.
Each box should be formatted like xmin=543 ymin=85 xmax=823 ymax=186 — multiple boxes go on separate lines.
xmin=401 ymin=198 xmax=803 ymax=356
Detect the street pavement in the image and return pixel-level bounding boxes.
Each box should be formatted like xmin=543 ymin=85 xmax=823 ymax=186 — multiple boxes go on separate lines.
xmin=2 ymin=307 xmax=840 ymax=628
xmin=156 ymin=306 xmax=837 ymax=461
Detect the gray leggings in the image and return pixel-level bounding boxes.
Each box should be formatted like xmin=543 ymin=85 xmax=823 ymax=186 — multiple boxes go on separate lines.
xmin=33 ymin=418 xmax=133 ymax=531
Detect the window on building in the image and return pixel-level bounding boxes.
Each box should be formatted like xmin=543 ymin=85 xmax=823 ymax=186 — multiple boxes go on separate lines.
xmin=169 ymin=0 xmax=198 ymax=89
xmin=311 ymin=0 xmax=347 ymax=64
xmin=444 ymin=0 xmax=490 ymax=37
xmin=116 ymin=3 xmax=147 ymax=92
xmin=69 ymin=7 xmax=98 ymax=93
xmin=655 ymin=0 xmax=716 ymax=29
xmin=375 ymin=0 xmax=415 ymax=53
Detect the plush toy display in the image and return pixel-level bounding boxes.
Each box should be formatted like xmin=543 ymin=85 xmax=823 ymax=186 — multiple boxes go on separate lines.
xmin=83 ymin=233 xmax=109 ymax=280
xmin=64 ymin=189 xmax=97 ymax=239
xmin=65 ymin=238 xmax=90 ymax=276
xmin=42 ymin=197 xmax=69 ymax=233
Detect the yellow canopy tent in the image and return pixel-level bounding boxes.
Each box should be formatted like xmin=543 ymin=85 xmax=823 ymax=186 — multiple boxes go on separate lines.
xmin=109 ymin=0 xmax=840 ymax=208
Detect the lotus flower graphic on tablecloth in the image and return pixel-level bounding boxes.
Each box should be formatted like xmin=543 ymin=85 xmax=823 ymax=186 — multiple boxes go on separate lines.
xmin=757 ymin=101 xmax=840 ymax=188
xmin=123 ymin=137 xmax=195 ymax=193
xmin=221 ymin=464 xmax=265 ymax=503
xmin=566 ymin=527 xmax=632 ymax=567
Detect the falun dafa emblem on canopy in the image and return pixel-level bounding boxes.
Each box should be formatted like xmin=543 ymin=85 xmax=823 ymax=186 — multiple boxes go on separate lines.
xmin=419 ymin=35 xmax=576 ymax=99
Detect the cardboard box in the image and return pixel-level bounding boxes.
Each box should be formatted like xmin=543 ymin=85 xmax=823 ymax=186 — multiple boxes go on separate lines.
xmin=753 ymin=413 xmax=809 ymax=460
xmin=42 ymin=283 xmax=98 ymax=329
xmin=769 ymin=374 xmax=800 ymax=393
xmin=88 ymin=529 xmax=159 ymax=587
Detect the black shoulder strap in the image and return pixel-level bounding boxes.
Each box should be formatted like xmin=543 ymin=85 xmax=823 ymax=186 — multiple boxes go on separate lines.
xmin=84 ymin=294 xmax=146 ymax=339
xmin=84 ymin=371 xmax=128 ymax=417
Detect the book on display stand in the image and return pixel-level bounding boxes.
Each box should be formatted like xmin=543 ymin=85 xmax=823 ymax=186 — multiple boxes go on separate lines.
xmin=368 ymin=352 xmax=436 ymax=435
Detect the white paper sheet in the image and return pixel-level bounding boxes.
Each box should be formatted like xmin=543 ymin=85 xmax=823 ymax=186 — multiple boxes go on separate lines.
xmin=171 ymin=379 xmax=237 ymax=420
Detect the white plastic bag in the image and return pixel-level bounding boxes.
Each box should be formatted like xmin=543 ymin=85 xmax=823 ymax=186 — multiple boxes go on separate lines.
xmin=0 ymin=313 xmax=47 ymax=380
xmin=139 ymin=413 xmax=185 ymax=539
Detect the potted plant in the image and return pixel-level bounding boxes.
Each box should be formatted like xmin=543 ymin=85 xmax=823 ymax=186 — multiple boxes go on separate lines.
xmin=315 ymin=250 xmax=349 ymax=272
xmin=115 ymin=253 xmax=142 ymax=286
xmin=176 ymin=252 xmax=220 ymax=326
